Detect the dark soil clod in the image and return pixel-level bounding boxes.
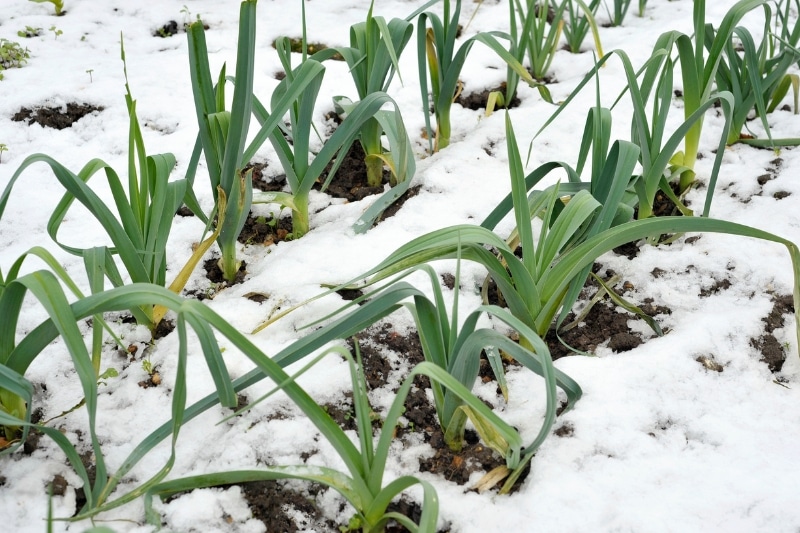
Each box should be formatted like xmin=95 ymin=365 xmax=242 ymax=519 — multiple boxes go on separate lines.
xmin=154 ymin=20 xmax=179 ymax=37
xmin=456 ymin=82 xmax=521 ymax=111
xmin=545 ymin=299 xmax=664 ymax=360
xmin=699 ymin=278 xmax=732 ymax=298
xmin=13 ymin=103 xmax=103 ymax=129
xmin=203 ymin=257 xmax=247 ymax=286
xmin=318 ymin=141 xmax=389 ymax=201
xmin=751 ymin=294 xmax=794 ymax=372
xmin=50 ymin=474 xmax=68 ymax=497
xmin=240 ymin=480 xmax=332 ymax=532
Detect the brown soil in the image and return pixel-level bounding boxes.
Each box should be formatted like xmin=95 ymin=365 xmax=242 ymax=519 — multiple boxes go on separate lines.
xmin=247 ymin=143 xmax=419 ymax=230
xmin=19 ymin=407 xmax=44 ymax=455
xmin=753 ymin=158 xmax=791 ymax=200
xmin=545 ymin=299 xmax=665 ymax=360
xmin=238 ymin=478 xmax=441 ymax=533
xmin=317 ymin=138 xmax=390 ymax=201
xmin=239 ymin=480 xmax=335 ymax=532
xmin=247 ymin=162 xmax=285 ymax=193
xmin=751 ymin=293 xmax=795 ymax=372
xmin=154 ymin=20 xmax=208 ymax=37
xmin=613 ymin=183 xmax=687 ymax=258
xmin=154 ymin=20 xmax=180 ymax=37
xmin=699 ymin=278 xmax=732 ymax=298
xmin=237 ymin=212 xmax=294 ymax=246
xmin=456 ymin=82 xmax=521 ymax=111
xmin=203 ymin=257 xmax=247 ymax=286
xmin=118 ymin=315 xmax=175 ymax=340
xmin=12 ymin=103 xmax=103 ymax=129
xmin=137 ymin=366 xmax=162 ymax=389
xmin=481 ymin=267 xmax=671 ymax=360
xmin=548 ymin=270 xmax=671 ymax=359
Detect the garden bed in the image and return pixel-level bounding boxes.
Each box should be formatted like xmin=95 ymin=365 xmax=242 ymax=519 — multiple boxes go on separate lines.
xmin=1 ymin=1 xmax=799 ymax=532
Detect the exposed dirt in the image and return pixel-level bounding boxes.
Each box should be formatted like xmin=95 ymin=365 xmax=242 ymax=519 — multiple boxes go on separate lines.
xmin=752 ymin=157 xmax=791 ymax=200
xmin=699 ymin=278 xmax=732 ymax=297
xmin=547 ymin=289 xmax=671 ymax=360
xmin=238 ymin=477 xmax=443 ymax=533
xmin=456 ymin=82 xmax=521 ymax=111
xmin=237 ymin=212 xmax=294 ymax=246
xmin=317 ymin=137 xmax=390 ymax=201
xmin=137 ymin=366 xmax=163 ymax=389
xmin=481 ymin=266 xmax=671 ymax=360
xmin=318 ymin=140 xmax=423 ymax=223
xmin=153 ymin=20 xmax=209 ymax=37
xmin=118 ymin=315 xmax=175 ymax=340
xmin=613 ymin=240 xmax=641 ymax=260
xmin=247 ymin=161 xmax=285 ymax=193
xmin=154 ymin=20 xmax=180 ymax=37
xmin=612 ymin=182 xmax=688 ymax=258
xmin=50 ymin=474 xmax=69 ymax=496
xmin=239 ymin=480 xmax=335 ymax=533
xmin=203 ymin=257 xmax=247 ymax=286
xmin=751 ymin=293 xmax=795 ymax=372
xmin=19 ymin=408 xmax=44 ymax=455
xmin=12 ymin=103 xmax=103 ymax=129
xmin=74 ymin=447 xmax=98 ymax=515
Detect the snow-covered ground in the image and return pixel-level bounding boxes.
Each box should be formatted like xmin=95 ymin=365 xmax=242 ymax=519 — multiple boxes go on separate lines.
xmin=1 ymin=0 xmax=799 ymax=531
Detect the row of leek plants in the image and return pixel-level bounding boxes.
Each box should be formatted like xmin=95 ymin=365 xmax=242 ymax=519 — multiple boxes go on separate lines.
xmin=3 ymin=105 xmax=799 ymax=527
xmin=0 ymin=236 xmax=581 ymax=528
xmin=3 ymin=0 xmax=800 ymax=530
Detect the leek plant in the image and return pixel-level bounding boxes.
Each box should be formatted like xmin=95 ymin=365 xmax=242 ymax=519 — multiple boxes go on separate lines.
xmin=0 ymin=279 xmax=238 ymax=517
xmin=651 ymin=0 xmax=769 ymax=192
xmin=184 ymin=2 xmax=256 ymax=283
xmin=145 ymin=344 xmax=445 ymax=532
xmin=0 ymin=248 xmax=118 ymax=443
xmin=312 ymin=1 xmax=423 ymax=188
xmin=417 ymin=0 xmax=549 ymax=152
xmin=499 ymin=0 xmax=568 ymax=114
xmin=340 ymin=113 xmax=800 ymax=367
xmin=563 ymin=0 xmax=603 ymax=54
xmin=256 ymin=36 xmax=417 ymax=236
xmin=0 ymin=37 xmax=202 ymax=330
xmin=185 ymin=1 xmax=340 ymax=277
xmin=603 ymin=0 xmax=633 ymax=27
xmin=510 ymin=0 xmax=567 ymax=82
xmin=321 ymin=260 xmax=581 ymax=492
xmin=0 ymin=272 xmax=473 ymax=523
xmin=8 ymin=248 xmax=571 ymax=519
xmin=252 ymin=37 xmax=326 ymax=238
xmin=712 ymin=1 xmax=800 ymax=146
xmin=535 ymin=46 xmax=735 ymax=218
xmin=184 ymin=0 xmax=326 ymax=281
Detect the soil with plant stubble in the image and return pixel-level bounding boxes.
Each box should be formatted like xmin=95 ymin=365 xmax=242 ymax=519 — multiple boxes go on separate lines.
xmin=456 ymin=82 xmax=521 ymax=111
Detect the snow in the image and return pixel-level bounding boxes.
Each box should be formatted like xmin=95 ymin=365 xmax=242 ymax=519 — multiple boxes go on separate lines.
xmin=1 ymin=0 xmax=799 ymax=531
